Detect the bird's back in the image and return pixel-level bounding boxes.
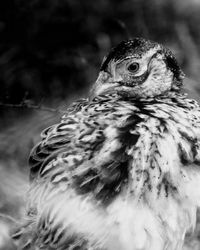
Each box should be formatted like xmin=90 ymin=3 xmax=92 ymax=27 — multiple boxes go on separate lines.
xmin=13 ymin=92 xmax=200 ymax=250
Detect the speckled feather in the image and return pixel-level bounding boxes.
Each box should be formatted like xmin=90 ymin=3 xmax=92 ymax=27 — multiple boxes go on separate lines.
xmin=13 ymin=38 xmax=200 ymax=250
xmin=101 ymin=38 xmax=184 ymax=86
xmin=101 ymin=38 xmax=158 ymax=70
xmin=13 ymin=92 xmax=200 ymax=250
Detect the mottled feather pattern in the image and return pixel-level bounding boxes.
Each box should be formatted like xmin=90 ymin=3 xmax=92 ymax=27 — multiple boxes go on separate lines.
xmin=12 ymin=37 xmax=200 ymax=250
xmin=17 ymin=91 xmax=200 ymax=250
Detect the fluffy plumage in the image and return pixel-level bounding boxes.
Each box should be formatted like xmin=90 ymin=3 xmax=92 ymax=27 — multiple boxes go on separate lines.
xmin=13 ymin=38 xmax=200 ymax=250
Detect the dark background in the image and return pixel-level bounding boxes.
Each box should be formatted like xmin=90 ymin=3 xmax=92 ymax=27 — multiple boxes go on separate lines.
xmin=0 ymin=0 xmax=200 ymax=249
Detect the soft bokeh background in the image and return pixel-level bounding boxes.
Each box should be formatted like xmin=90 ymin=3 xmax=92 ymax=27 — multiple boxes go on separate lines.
xmin=1 ymin=0 xmax=200 ymax=249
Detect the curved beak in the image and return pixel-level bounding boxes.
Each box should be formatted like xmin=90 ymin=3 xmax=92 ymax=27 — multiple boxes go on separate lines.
xmin=89 ymin=71 xmax=119 ymax=100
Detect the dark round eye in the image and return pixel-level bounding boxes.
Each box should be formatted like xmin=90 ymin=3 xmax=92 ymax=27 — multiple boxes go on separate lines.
xmin=127 ymin=62 xmax=139 ymax=73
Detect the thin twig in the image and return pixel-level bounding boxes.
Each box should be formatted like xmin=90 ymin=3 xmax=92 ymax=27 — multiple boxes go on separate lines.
xmin=0 ymin=102 xmax=65 ymax=114
xmin=0 ymin=212 xmax=19 ymax=224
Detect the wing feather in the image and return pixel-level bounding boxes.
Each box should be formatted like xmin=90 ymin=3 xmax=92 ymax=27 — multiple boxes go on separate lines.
xmin=19 ymin=93 xmax=200 ymax=249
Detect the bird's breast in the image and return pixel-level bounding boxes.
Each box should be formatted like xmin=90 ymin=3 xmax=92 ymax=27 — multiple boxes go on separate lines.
xmin=27 ymin=95 xmax=200 ymax=250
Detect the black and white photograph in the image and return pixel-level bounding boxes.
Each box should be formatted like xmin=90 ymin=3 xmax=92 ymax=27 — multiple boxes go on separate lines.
xmin=1 ymin=0 xmax=200 ymax=249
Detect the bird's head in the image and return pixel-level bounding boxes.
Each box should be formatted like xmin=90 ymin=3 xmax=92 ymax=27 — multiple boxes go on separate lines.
xmin=90 ymin=38 xmax=185 ymax=99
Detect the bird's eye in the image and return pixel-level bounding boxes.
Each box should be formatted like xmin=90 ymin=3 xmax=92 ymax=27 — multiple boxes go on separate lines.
xmin=127 ymin=62 xmax=139 ymax=73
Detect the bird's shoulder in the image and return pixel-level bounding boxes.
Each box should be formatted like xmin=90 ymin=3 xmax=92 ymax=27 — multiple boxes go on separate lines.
xmin=28 ymin=92 xmax=200 ymax=182
xmin=28 ymin=94 xmax=132 ymax=180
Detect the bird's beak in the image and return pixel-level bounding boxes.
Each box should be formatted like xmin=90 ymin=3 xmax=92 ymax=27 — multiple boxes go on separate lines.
xmin=89 ymin=71 xmax=118 ymax=101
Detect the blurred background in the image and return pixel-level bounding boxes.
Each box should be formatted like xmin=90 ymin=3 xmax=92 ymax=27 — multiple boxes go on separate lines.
xmin=0 ymin=0 xmax=200 ymax=249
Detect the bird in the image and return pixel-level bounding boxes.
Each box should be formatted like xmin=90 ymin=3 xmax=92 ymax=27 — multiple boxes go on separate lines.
xmin=12 ymin=37 xmax=200 ymax=250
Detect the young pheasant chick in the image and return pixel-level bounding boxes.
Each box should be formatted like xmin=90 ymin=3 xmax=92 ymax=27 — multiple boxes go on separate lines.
xmin=13 ymin=38 xmax=200 ymax=250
